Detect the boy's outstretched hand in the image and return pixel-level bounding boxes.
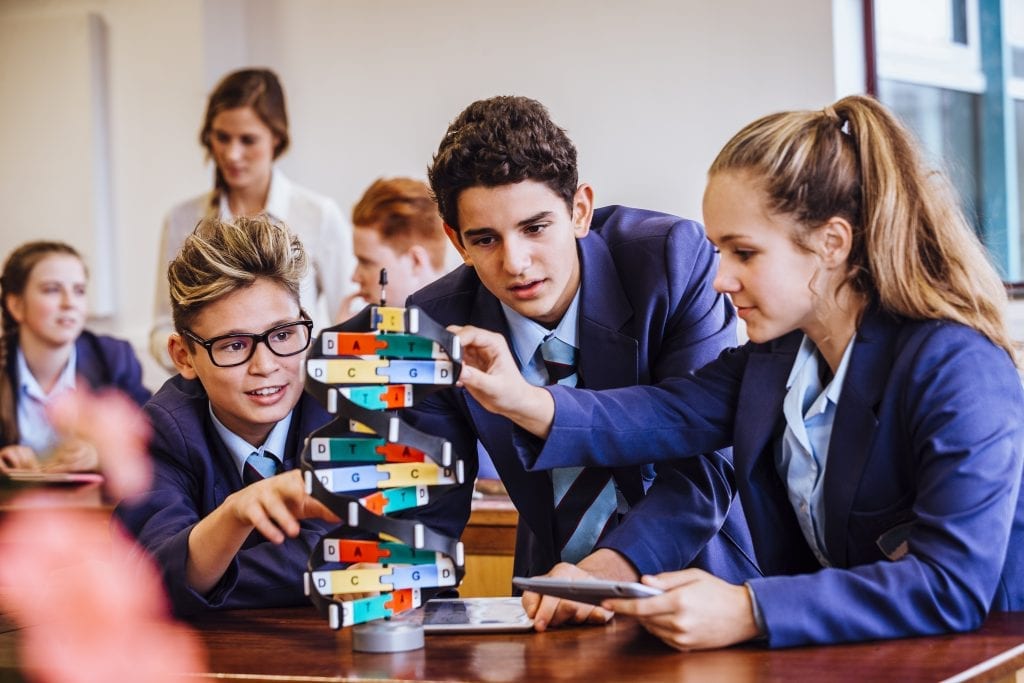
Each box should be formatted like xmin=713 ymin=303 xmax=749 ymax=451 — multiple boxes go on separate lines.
xmin=225 ymin=469 xmax=339 ymax=544
xmin=187 ymin=469 xmax=339 ymax=594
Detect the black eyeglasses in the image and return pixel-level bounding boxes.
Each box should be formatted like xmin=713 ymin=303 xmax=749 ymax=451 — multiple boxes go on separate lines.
xmin=183 ymin=319 xmax=314 ymax=368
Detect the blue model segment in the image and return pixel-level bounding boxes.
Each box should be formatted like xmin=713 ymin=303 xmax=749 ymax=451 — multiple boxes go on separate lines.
xmin=378 ymin=360 xmax=455 ymax=384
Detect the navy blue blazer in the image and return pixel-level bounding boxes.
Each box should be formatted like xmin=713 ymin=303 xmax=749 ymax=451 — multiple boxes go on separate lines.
xmin=114 ymin=375 xmax=333 ymax=616
xmin=407 ymin=205 xmax=758 ymax=580
xmin=2 ymin=330 xmax=151 ymax=446
xmin=529 ymin=308 xmax=1024 ymax=647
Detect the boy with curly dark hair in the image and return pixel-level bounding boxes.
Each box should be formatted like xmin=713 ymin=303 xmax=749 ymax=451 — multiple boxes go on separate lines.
xmin=407 ymin=95 xmax=758 ymax=630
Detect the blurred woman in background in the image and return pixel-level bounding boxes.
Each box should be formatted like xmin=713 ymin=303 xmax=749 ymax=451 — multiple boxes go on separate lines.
xmin=150 ymin=68 xmax=353 ymax=371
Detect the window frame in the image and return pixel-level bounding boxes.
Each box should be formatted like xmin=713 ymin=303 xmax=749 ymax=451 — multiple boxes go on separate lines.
xmin=870 ymin=0 xmax=1021 ymax=280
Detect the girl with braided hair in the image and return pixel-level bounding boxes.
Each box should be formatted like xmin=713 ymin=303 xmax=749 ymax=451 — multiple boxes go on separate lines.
xmin=1 ymin=241 xmax=149 ymax=472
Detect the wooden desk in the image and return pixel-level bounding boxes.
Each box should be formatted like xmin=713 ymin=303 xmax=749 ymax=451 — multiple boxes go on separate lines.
xmin=0 ymin=480 xmax=521 ymax=598
xmin=0 ymin=480 xmax=106 ymax=511
xmin=461 ymin=494 xmax=518 ymax=597
xmin=182 ymin=609 xmax=1024 ymax=682
xmin=3 ymin=607 xmax=1021 ymax=682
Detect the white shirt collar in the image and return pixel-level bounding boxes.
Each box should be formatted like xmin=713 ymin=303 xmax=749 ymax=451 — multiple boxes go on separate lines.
xmin=208 ymin=403 xmax=294 ymax=478
xmin=17 ymin=346 xmax=77 ymax=401
xmin=501 ymin=287 xmax=582 ymax=372
xmin=785 ymin=334 xmax=856 ymax=416
xmin=218 ymin=167 xmax=291 ymax=222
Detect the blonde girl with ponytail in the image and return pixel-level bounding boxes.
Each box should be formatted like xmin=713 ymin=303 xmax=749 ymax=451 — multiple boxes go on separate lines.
xmin=448 ymin=95 xmax=1024 ymax=650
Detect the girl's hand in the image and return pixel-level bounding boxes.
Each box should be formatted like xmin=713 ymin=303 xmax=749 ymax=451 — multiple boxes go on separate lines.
xmin=604 ymin=569 xmax=763 ymax=651
xmin=450 ymin=324 xmax=555 ymax=437
xmin=47 ymin=387 xmax=152 ymax=498
xmin=42 ymin=439 xmax=99 ymax=473
xmin=0 ymin=445 xmax=40 ymax=472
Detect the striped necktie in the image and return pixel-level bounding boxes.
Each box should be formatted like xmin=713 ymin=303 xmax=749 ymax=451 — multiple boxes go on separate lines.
xmin=538 ymin=335 xmax=619 ymax=563
xmin=243 ymin=451 xmax=282 ymax=485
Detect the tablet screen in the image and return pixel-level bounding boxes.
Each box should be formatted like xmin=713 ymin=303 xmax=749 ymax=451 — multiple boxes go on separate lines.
xmin=422 ymin=598 xmax=534 ymax=633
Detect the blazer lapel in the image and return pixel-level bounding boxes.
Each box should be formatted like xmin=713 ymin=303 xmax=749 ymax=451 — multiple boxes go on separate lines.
xmin=822 ymin=310 xmax=892 ymax=567
xmin=576 ymin=234 xmax=637 ymax=391
xmin=733 ymin=334 xmax=800 ymax=485
xmin=201 ymin=408 xmax=244 ymax=499
xmin=464 ymin=287 xmax=558 ymax=552
xmin=575 ymin=235 xmax=648 ymax=501
xmin=733 ymin=334 xmax=821 ymax=573
xmin=73 ymin=334 xmax=106 ymax=389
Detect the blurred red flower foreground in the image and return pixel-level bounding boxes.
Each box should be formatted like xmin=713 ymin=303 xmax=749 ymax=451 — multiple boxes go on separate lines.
xmin=0 ymin=388 xmax=206 ymax=683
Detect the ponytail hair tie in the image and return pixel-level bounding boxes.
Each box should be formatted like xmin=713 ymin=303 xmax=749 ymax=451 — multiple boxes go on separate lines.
xmin=823 ymin=105 xmax=851 ymax=136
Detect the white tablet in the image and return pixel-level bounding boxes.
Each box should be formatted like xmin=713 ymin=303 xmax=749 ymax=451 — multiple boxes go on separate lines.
xmin=512 ymin=576 xmax=663 ymax=605
xmin=422 ymin=597 xmax=534 ymax=633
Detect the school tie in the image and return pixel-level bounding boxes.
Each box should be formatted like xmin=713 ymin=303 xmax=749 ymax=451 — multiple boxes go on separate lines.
xmin=243 ymin=451 xmax=282 ymax=485
xmin=538 ymin=335 xmax=619 ymax=563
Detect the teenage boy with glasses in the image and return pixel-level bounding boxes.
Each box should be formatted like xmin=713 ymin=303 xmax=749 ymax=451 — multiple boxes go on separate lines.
xmin=116 ymin=215 xmax=339 ymax=616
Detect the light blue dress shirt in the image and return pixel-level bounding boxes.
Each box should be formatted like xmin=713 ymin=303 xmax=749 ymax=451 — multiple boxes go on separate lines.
xmin=776 ymin=334 xmax=855 ymax=567
xmin=474 ymin=291 xmax=583 ymax=481
xmin=208 ymin=405 xmax=294 ymax=478
xmin=500 ymin=288 xmax=626 ymax=561
xmin=17 ymin=347 xmax=78 ymax=456
xmin=500 ymin=289 xmax=581 ymax=385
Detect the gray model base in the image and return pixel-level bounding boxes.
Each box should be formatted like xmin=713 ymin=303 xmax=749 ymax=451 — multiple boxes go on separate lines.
xmin=351 ymin=621 xmax=425 ymax=653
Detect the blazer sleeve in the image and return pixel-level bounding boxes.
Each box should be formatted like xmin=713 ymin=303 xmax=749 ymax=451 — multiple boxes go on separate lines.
xmin=115 ymin=401 xmax=327 ymax=616
xmin=750 ymin=326 xmax=1024 ymax=647
xmin=599 ymin=450 xmax=744 ymax=575
xmin=520 ymin=344 xmax=750 ymax=472
xmin=103 ymin=337 xmax=152 ymax=406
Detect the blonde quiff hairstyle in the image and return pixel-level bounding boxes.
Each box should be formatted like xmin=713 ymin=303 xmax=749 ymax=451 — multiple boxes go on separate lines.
xmin=710 ymin=94 xmax=1016 ymax=364
xmin=168 ymin=214 xmax=307 ymax=337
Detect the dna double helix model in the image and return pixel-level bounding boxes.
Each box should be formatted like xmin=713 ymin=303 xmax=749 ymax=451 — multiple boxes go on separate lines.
xmin=300 ymin=304 xmax=466 ymax=630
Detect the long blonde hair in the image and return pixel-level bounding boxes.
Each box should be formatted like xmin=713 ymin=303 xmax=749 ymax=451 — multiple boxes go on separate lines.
xmin=710 ymin=94 xmax=1016 ymax=363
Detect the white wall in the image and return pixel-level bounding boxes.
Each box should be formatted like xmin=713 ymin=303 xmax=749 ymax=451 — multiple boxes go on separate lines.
xmin=0 ymin=0 xmax=837 ymax=390
xmin=0 ymin=11 xmax=114 ymax=312
xmin=0 ymin=0 xmax=207 ymax=388
xmin=246 ymin=0 xmax=837 ymax=223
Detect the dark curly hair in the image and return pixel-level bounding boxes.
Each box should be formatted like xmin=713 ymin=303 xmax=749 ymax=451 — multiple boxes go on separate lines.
xmin=427 ymin=96 xmax=578 ymax=237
